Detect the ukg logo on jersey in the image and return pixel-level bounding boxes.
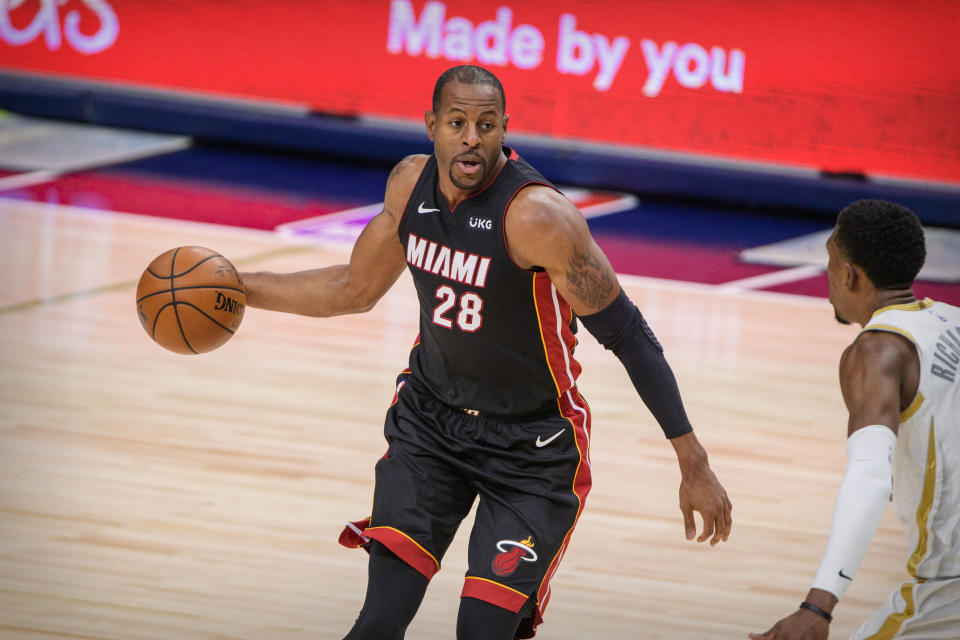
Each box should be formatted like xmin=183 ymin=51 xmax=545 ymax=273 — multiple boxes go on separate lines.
xmin=386 ymin=0 xmax=744 ymax=95
xmin=0 ymin=0 xmax=118 ymax=54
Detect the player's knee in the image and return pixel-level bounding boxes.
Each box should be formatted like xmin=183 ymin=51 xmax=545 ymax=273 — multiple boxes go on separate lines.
xmin=342 ymin=541 xmax=428 ymax=640
xmin=456 ymin=596 xmax=525 ymax=640
xmin=343 ymin=615 xmax=406 ymax=640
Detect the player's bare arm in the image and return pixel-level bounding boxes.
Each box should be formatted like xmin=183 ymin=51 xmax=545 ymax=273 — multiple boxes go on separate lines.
xmin=750 ymin=332 xmax=916 ymax=640
xmin=503 ymin=185 xmax=617 ymax=314
xmin=506 ymin=186 xmax=732 ymax=545
xmin=839 ymin=330 xmax=918 ymax=436
xmin=241 ymin=155 xmax=426 ymax=317
xmin=562 ymin=240 xmax=619 ymax=311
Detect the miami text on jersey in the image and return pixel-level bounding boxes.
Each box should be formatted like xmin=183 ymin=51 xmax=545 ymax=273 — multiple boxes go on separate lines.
xmin=406 ymin=233 xmax=491 ymax=288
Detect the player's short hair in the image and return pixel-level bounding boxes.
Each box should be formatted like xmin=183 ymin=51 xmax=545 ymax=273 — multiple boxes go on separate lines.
xmin=432 ymin=65 xmax=506 ymax=114
xmin=834 ymin=199 xmax=926 ymax=289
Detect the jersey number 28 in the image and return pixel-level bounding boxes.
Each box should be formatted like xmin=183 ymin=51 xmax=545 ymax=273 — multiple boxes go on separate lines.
xmin=433 ymin=285 xmax=483 ymax=332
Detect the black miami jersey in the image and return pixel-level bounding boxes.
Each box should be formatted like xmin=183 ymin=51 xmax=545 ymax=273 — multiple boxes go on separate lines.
xmin=397 ymin=148 xmax=581 ymax=415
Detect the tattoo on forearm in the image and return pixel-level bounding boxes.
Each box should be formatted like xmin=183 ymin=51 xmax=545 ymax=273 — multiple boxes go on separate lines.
xmin=565 ymin=246 xmax=616 ymax=309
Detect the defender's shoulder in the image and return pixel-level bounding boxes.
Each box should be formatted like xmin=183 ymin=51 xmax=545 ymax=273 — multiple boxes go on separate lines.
xmin=842 ymin=329 xmax=915 ymax=376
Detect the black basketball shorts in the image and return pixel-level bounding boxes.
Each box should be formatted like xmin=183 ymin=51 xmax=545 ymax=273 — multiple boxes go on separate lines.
xmin=339 ymin=372 xmax=592 ymax=628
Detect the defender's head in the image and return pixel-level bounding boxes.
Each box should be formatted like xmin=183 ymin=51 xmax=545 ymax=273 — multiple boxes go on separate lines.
xmin=826 ymin=199 xmax=926 ymax=324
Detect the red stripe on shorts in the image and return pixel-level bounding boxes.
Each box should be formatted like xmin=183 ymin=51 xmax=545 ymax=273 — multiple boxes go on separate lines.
xmin=363 ymin=526 xmax=440 ymax=579
xmin=461 ymin=576 xmax=529 ymax=613
xmin=534 ymin=389 xmax=592 ymax=624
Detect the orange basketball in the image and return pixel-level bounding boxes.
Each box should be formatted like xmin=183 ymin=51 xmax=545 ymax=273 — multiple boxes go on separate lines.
xmin=136 ymin=246 xmax=246 ymax=355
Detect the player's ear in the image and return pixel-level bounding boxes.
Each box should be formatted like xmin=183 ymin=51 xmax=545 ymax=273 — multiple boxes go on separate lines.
xmin=502 ymin=113 xmax=509 ymax=140
xmin=843 ymin=261 xmax=858 ymax=290
xmin=425 ymin=110 xmax=436 ymax=142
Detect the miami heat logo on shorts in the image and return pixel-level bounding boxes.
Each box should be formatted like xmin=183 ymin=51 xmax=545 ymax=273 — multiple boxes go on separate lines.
xmin=491 ymin=536 xmax=538 ymax=577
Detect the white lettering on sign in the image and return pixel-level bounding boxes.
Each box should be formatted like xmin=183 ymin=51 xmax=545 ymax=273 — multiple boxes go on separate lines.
xmin=0 ymin=0 xmax=118 ymax=54
xmin=386 ymin=1 xmax=744 ymax=96
xmin=556 ymin=13 xmax=629 ymax=91
xmin=641 ymin=39 xmax=744 ymax=97
xmin=387 ymin=0 xmax=544 ymax=70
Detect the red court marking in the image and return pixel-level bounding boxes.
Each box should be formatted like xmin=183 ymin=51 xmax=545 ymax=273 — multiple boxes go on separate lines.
xmin=594 ymin=235 xmax=783 ymax=285
xmin=0 ymin=173 xmax=355 ymax=230
xmin=0 ymin=173 xmax=632 ymax=230
xmin=597 ymin=235 xmax=960 ymax=303
xmin=761 ymin=273 xmax=959 ymax=304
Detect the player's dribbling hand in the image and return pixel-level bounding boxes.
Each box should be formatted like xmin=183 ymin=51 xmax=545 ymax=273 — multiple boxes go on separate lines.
xmin=749 ymin=609 xmax=830 ymax=640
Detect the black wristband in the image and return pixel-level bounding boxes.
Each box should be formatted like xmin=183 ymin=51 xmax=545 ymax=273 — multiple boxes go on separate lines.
xmin=799 ymin=601 xmax=832 ymax=623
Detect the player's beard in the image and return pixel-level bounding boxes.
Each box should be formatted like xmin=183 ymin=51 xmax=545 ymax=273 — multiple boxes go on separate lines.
xmin=449 ymin=168 xmax=480 ymax=190
xmin=834 ymin=311 xmax=851 ymax=325
xmin=449 ymin=155 xmax=486 ymax=191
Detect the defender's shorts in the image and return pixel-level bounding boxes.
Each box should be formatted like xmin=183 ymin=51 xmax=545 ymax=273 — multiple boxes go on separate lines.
xmin=850 ymin=576 xmax=960 ymax=639
xmin=339 ymin=373 xmax=592 ymax=638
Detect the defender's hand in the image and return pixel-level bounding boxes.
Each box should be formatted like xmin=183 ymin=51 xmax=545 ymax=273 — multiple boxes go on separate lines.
xmin=749 ymin=608 xmax=830 ymax=640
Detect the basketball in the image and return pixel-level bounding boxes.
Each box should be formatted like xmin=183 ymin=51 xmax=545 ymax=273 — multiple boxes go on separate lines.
xmin=136 ymin=246 xmax=246 ymax=355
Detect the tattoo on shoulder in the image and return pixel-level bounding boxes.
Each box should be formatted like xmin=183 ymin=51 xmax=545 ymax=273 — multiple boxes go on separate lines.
xmin=565 ymin=246 xmax=616 ymax=309
xmin=387 ymin=155 xmax=418 ymax=186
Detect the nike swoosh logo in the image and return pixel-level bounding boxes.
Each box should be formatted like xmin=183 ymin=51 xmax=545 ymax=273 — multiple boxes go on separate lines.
xmin=839 ymin=569 xmax=853 ymax=580
xmin=536 ymin=429 xmax=564 ymax=448
xmin=418 ymin=202 xmax=440 ymax=214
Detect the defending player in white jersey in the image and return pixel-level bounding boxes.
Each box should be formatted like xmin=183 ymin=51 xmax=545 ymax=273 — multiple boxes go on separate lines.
xmin=751 ymin=199 xmax=960 ymax=639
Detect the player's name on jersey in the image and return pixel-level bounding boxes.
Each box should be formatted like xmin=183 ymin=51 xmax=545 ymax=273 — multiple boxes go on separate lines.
xmin=932 ymin=326 xmax=960 ymax=383
xmin=406 ymin=233 xmax=491 ymax=288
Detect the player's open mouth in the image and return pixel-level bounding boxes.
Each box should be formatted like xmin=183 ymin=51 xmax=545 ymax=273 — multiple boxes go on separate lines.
xmin=457 ymin=158 xmax=482 ymax=175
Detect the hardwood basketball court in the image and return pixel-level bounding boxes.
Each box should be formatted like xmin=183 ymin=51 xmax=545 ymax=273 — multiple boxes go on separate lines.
xmin=0 ymin=197 xmax=914 ymax=639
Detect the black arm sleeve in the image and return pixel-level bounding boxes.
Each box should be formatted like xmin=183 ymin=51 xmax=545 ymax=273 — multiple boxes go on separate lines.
xmin=578 ymin=289 xmax=693 ymax=439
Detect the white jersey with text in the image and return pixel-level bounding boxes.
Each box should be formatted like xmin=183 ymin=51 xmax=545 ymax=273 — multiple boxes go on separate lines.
xmin=863 ymin=298 xmax=960 ymax=580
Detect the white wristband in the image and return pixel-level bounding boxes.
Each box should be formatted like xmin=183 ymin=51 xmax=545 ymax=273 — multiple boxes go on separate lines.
xmin=811 ymin=425 xmax=896 ymax=599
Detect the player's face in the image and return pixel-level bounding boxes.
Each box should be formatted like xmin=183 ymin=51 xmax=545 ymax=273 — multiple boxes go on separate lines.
xmin=425 ymin=81 xmax=508 ymax=194
xmin=826 ymin=230 xmax=852 ymax=325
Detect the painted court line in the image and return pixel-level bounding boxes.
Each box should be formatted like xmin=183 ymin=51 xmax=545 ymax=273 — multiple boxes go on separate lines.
xmin=717 ymin=264 xmax=824 ymax=292
xmin=618 ymin=272 xmax=829 ymax=307
xmin=742 ymin=227 xmax=959 ymax=283
xmin=0 ymin=169 xmax=62 ymax=192
xmin=0 ymin=137 xmax=192 ymax=192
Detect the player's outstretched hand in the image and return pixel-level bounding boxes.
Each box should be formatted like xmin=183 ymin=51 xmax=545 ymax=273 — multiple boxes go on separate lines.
xmin=672 ymin=432 xmax=732 ymax=545
xmin=749 ymin=608 xmax=830 ymax=640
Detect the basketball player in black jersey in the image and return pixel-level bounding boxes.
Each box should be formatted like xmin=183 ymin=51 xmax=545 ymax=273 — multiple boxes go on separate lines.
xmin=241 ymin=65 xmax=732 ymax=639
